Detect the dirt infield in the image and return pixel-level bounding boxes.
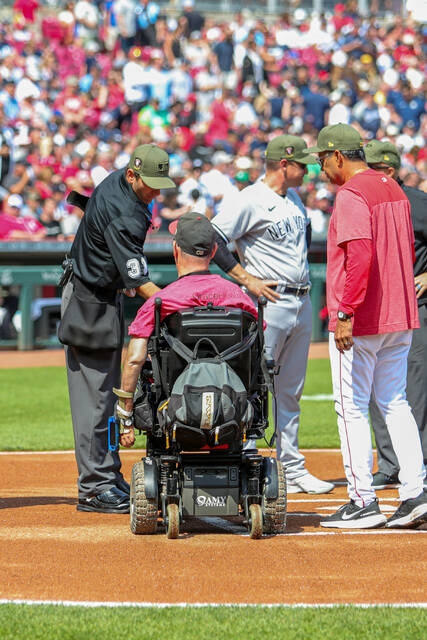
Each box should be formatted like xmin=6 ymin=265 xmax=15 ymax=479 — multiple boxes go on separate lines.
xmin=1 ymin=450 xmax=426 ymax=605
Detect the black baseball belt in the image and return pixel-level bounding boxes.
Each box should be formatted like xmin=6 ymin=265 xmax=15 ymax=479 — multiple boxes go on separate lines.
xmin=271 ymin=283 xmax=311 ymax=296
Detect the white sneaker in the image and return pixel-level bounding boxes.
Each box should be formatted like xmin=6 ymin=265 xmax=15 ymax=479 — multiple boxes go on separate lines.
xmin=286 ymin=472 xmax=334 ymax=494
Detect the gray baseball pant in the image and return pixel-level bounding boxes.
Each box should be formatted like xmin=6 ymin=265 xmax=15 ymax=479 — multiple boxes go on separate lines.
xmin=62 ymin=280 xmax=125 ymax=499
xmin=263 ymin=291 xmax=312 ymax=479
xmin=370 ymin=303 xmax=427 ymax=475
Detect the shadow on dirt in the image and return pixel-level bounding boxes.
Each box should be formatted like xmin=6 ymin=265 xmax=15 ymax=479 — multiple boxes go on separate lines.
xmin=0 ymin=496 xmax=77 ymax=509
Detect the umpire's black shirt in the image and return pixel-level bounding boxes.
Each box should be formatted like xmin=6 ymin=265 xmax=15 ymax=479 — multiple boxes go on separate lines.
xmin=71 ymin=168 xmax=152 ymax=292
xmin=403 ymin=184 xmax=427 ymax=307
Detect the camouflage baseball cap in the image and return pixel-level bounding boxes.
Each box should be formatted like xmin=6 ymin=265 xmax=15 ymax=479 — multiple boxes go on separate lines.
xmin=364 ymin=140 xmax=401 ymax=169
xmin=128 ymin=144 xmax=176 ymax=189
xmin=305 ymin=124 xmax=364 ymax=153
xmin=265 ymin=135 xmax=318 ymax=165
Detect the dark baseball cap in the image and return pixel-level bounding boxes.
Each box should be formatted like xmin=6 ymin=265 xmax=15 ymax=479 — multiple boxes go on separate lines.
xmin=305 ymin=124 xmax=363 ymax=153
xmin=265 ymin=135 xmax=318 ymax=165
xmin=364 ymin=140 xmax=401 ymax=169
xmin=128 ymin=144 xmax=176 ymax=189
xmin=169 ymin=212 xmax=216 ymax=257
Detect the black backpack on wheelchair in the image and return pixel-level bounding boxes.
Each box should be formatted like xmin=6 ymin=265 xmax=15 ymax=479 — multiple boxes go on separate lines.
xmin=129 ymin=297 xmax=287 ymax=539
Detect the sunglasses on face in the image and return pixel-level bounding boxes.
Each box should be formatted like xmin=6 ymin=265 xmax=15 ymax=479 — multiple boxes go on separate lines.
xmin=319 ymin=152 xmax=334 ymax=167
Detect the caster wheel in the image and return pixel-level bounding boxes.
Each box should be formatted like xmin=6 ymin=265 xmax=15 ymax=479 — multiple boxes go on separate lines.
xmin=166 ymin=503 xmax=179 ymax=539
xmin=249 ymin=503 xmax=263 ymax=539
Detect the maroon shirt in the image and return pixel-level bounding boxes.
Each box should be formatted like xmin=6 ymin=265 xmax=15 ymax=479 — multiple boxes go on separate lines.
xmin=129 ymin=272 xmax=258 ymax=338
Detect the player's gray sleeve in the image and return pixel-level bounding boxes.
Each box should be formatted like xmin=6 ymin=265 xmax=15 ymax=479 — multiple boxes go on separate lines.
xmin=213 ymin=231 xmax=238 ymax=273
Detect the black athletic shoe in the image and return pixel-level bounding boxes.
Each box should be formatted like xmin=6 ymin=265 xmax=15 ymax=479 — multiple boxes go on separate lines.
xmin=116 ymin=477 xmax=130 ymax=495
xmin=371 ymin=471 xmax=400 ymax=490
xmin=320 ymin=499 xmax=386 ymax=529
xmin=385 ymin=492 xmax=427 ymax=528
xmin=77 ymin=487 xmax=130 ymax=514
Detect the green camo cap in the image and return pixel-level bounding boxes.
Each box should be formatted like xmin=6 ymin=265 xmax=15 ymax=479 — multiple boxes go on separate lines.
xmin=364 ymin=140 xmax=401 ymax=169
xmin=128 ymin=144 xmax=176 ymax=189
xmin=305 ymin=124 xmax=364 ymax=153
xmin=265 ymin=135 xmax=319 ymax=165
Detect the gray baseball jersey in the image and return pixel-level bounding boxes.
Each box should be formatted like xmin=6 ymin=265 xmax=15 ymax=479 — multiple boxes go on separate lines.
xmin=212 ymin=181 xmax=310 ymax=285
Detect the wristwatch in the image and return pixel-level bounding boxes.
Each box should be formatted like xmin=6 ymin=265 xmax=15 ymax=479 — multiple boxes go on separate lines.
xmin=337 ymin=310 xmax=353 ymax=321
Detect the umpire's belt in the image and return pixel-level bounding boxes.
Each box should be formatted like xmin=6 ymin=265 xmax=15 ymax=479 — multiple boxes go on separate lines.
xmin=272 ymin=283 xmax=310 ymax=297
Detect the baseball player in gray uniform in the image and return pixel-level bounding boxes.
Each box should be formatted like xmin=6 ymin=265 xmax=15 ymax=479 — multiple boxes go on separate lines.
xmin=212 ymin=134 xmax=334 ymax=494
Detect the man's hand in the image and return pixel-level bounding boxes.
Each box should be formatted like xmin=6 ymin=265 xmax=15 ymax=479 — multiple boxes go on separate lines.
xmin=119 ymin=428 xmax=135 ymax=448
xmin=123 ymin=288 xmax=136 ymax=297
xmin=335 ymin=318 xmax=353 ymax=353
xmin=415 ymin=272 xmax=427 ymax=299
xmin=244 ymin=274 xmax=280 ymax=303
xmin=114 ymin=399 xmax=136 ymax=447
xmin=227 ymin=263 xmax=280 ymax=303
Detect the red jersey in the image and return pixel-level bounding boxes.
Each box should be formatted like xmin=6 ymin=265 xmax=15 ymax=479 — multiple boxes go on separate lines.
xmin=128 ymin=273 xmax=258 ymax=338
xmin=327 ymin=169 xmax=419 ymax=336
xmin=0 ymin=214 xmax=44 ymax=240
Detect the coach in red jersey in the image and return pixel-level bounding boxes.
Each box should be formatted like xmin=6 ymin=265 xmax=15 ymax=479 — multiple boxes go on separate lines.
xmin=115 ymin=211 xmax=258 ymax=448
xmin=304 ymin=124 xmax=427 ymax=530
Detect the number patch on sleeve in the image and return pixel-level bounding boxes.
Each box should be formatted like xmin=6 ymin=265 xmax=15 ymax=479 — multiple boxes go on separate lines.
xmin=126 ymin=257 xmax=148 ymax=279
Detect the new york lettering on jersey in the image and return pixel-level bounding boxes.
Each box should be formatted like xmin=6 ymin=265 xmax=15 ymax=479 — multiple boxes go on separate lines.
xmin=266 ymin=214 xmax=306 ymax=240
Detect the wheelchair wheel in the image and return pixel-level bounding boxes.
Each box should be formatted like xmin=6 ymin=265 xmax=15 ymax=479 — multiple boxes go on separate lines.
xmin=166 ymin=503 xmax=179 ymax=539
xmin=130 ymin=461 xmax=158 ymax=535
xmin=249 ymin=503 xmax=263 ymax=539
xmin=262 ymin=458 xmax=287 ymax=534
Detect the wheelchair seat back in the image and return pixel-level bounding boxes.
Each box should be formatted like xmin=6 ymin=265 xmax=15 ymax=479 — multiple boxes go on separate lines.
xmin=163 ymin=306 xmax=258 ymax=391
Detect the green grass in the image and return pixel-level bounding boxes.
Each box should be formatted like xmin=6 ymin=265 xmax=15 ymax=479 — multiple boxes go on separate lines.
xmin=0 ymin=360 xmax=339 ymax=451
xmin=0 ymin=604 xmax=425 ymax=640
xmin=0 ymin=367 xmax=72 ymax=450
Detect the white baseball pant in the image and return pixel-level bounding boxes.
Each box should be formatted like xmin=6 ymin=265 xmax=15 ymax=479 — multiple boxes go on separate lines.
xmin=264 ymin=292 xmax=312 ymax=479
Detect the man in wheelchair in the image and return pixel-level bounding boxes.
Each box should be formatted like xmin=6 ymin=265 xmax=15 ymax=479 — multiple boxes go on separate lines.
xmin=113 ymin=211 xmax=286 ymax=538
xmin=115 ymin=211 xmax=259 ymax=447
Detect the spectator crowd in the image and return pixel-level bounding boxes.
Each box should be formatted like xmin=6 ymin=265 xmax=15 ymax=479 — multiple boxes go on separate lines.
xmin=0 ymin=0 xmax=426 ymax=243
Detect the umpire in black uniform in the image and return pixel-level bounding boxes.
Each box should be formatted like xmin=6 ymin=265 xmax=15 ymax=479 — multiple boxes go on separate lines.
xmin=365 ymin=140 xmax=427 ymax=491
xmin=59 ymin=144 xmax=175 ymax=513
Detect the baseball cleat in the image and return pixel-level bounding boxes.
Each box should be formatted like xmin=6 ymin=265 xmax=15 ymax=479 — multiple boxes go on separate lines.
xmin=385 ymin=492 xmax=427 ymax=528
xmin=320 ymin=499 xmax=386 ymax=529
xmin=371 ymin=471 xmax=400 ymax=490
xmin=286 ymin=472 xmax=334 ymax=494
xmin=77 ymin=487 xmax=130 ymax=513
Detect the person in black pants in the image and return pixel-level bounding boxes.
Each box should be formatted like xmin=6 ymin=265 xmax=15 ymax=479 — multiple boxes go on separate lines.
xmin=365 ymin=140 xmax=427 ymax=491
xmin=59 ymin=144 xmax=175 ymax=513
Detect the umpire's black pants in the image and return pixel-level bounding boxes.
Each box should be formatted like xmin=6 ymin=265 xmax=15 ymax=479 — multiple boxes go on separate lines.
xmin=62 ymin=280 xmax=125 ymax=498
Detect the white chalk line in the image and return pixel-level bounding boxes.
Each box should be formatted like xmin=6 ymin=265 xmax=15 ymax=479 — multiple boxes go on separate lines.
xmin=302 ymin=394 xmax=334 ymax=401
xmin=0 ymin=599 xmax=426 ymax=609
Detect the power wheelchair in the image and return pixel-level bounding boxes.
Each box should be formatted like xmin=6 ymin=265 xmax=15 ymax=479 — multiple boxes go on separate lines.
xmin=127 ymin=297 xmax=287 ymax=539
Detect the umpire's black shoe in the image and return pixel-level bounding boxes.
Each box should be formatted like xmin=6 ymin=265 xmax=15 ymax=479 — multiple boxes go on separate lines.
xmin=77 ymin=487 xmax=130 ymax=514
xmin=371 ymin=471 xmax=399 ymax=490
xmin=385 ymin=492 xmax=427 ymax=528
xmin=116 ymin=477 xmax=130 ymax=495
